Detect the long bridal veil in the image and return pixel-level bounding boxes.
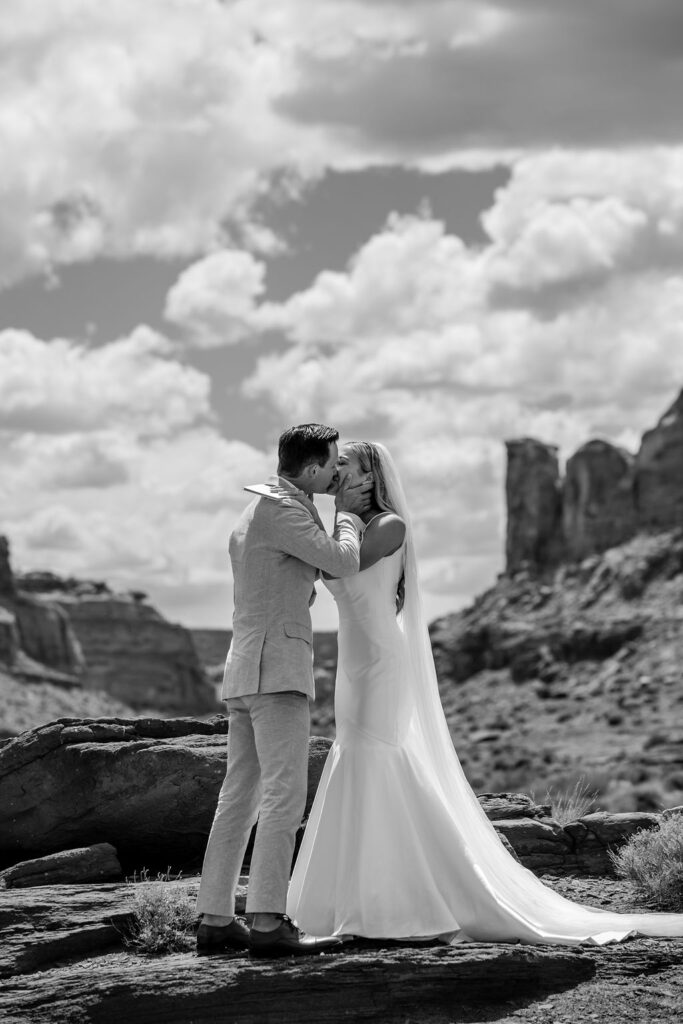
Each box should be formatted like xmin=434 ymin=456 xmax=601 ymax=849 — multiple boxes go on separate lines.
xmin=373 ymin=443 xmax=683 ymax=945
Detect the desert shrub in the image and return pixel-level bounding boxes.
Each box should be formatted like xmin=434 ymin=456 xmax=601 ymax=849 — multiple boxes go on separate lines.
xmin=530 ymin=776 xmax=598 ymax=826
xmin=124 ymin=867 xmax=196 ymax=954
xmin=610 ymin=815 xmax=683 ymax=910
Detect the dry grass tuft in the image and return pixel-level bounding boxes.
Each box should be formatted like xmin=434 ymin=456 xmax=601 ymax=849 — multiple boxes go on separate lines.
xmin=531 ymin=775 xmax=598 ymax=826
xmin=124 ymin=867 xmax=196 ymax=954
xmin=610 ymin=814 xmax=683 ymax=911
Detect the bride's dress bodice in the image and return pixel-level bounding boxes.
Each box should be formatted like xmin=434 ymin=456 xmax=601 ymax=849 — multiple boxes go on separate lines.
xmin=324 ymin=547 xmax=409 ymax=746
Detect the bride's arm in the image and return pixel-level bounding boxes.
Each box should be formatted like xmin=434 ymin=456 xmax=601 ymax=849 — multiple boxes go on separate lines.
xmin=322 ymin=514 xmax=405 ymax=578
xmin=359 ymin=514 xmax=405 ymax=571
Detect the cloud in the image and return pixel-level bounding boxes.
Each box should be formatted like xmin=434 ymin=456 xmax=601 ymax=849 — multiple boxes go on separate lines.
xmin=3 ymin=1 xmax=682 ymax=290
xmin=0 ymin=0 xmax=297 ymax=286
xmin=23 ymin=506 xmax=86 ymax=552
xmin=164 ymin=250 xmax=268 ymax=346
xmin=277 ymin=0 xmax=683 ymax=155
xmin=0 ymin=326 xmax=212 ymax=434
xmin=1 ymin=424 xmax=273 ymax=625
xmin=5 ymin=433 xmax=133 ymax=491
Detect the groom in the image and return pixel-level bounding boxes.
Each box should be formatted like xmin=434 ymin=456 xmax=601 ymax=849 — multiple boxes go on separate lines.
xmin=196 ymin=423 xmax=369 ymax=956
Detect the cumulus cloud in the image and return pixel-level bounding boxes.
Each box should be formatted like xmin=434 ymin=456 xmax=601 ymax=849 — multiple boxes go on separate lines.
xmin=0 ymin=0 xmax=298 ymax=285
xmin=164 ymin=250 xmax=269 ymax=346
xmin=23 ymin=506 xmax=86 ymax=552
xmin=5 ymin=433 xmax=133 ymax=491
xmin=4 ymin=1 xmax=682 ymax=289
xmin=278 ymin=0 xmax=683 ymax=156
xmin=1 ymin=423 xmax=273 ymax=624
xmin=0 ymin=327 xmax=211 ymax=434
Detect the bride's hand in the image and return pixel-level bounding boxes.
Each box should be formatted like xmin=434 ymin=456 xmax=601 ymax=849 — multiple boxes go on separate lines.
xmin=335 ymin=475 xmax=373 ymax=516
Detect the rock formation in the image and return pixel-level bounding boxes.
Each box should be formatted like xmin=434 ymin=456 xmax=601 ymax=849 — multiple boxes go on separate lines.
xmin=2 ymin=714 xmax=673 ymax=879
xmin=429 ymin=527 xmax=683 ymax=811
xmin=506 ymin=386 xmax=683 ymax=573
xmin=0 ymin=875 xmax=600 ymax=1023
xmin=0 ymin=539 xmax=84 ymax=682
xmin=563 ymin=440 xmax=636 ymax=561
xmin=505 ymin=439 xmax=564 ymax=573
xmin=12 ymin=594 xmax=85 ymax=676
xmin=46 ymin=594 xmax=216 ymax=713
xmin=0 ymin=843 xmax=122 ymax=889
xmin=0 ymin=537 xmax=219 ymax=718
xmin=0 ymin=606 xmax=20 ymax=668
xmin=635 ymin=388 xmax=683 ymax=531
xmin=0 ymin=716 xmax=331 ymax=873
xmin=0 ymin=536 xmax=15 ymax=598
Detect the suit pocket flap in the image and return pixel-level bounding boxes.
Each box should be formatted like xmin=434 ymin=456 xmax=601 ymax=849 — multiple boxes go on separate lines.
xmin=283 ymin=621 xmax=312 ymax=644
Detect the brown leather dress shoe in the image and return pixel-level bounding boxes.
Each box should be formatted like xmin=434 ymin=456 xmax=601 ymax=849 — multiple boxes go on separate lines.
xmin=196 ymin=917 xmax=251 ymax=951
xmin=249 ymin=916 xmax=344 ymax=958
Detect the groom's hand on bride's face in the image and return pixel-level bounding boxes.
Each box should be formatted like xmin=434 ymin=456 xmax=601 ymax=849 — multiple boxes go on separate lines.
xmin=335 ymin=476 xmax=373 ymax=516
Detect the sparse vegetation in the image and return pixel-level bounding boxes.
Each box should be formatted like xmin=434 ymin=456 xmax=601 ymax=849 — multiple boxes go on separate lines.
xmin=610 ymin=814 xmax=683 ymax=911
xmin=530 ymin=775 xmax=598 ymax=826
xmin=124 ymin=867 xmax=196 ymax=954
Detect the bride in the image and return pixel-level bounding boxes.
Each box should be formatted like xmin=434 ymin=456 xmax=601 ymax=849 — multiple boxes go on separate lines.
xmin=287 ymin=441 xmax=683 ymax=946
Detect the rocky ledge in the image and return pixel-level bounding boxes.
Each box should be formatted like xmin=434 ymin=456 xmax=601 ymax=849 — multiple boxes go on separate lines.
xmin=1 ymin=716 xmax=678 ymax=878
xmin=1 ymin=877 xmax=682 ymax=1024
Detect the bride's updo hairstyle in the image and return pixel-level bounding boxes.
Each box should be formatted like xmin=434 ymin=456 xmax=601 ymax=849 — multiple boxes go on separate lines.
xmin=343 ymin=441 xmax=397 ymax=515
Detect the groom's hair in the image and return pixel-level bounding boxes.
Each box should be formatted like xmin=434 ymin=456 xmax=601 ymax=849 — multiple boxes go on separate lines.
xmin=278 ymin=424 xmax=339 ymax=476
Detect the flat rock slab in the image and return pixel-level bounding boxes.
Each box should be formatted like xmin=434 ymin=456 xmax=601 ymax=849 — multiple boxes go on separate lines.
xmin=0 ymin=878 xmax=245 ymax=980
xmin=3 ymin=876 xmax=683 ymax=1024
xmin=0 ymin=944 xmax=595 ymax=1024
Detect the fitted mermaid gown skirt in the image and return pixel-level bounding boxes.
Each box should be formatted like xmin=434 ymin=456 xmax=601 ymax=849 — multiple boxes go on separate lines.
xmin=287 ymin=550 xmax=683 ymax=946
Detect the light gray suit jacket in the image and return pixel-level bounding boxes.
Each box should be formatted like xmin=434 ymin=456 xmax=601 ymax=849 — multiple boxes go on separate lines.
xmin=222 ymin=477 xmax=364 ymax=701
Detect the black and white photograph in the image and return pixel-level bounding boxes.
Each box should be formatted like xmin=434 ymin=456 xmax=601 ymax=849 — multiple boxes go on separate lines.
xmin=1 ymin=2 xmax=683 ymax=1021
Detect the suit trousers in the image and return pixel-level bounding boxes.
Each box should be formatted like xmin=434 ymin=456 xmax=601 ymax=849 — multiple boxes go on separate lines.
xmin=196 ymin=691 xmax=310 ymax=916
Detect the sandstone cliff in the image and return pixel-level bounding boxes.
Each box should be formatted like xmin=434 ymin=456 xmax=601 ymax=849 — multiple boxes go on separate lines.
xmin=506 ymin=387 xmax=683 ymax=574
xmin=0 ymin=538 xmax=220 ymax=732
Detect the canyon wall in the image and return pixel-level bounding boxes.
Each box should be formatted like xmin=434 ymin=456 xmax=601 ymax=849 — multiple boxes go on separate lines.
xmin=0 ymin=539 xmax=219 ymax=715
xmin=506 ymin=388 xmax=683 ymax=573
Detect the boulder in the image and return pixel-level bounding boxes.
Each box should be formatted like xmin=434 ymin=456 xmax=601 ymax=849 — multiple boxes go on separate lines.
xmin=494 ymin=818 xmax=573 ymax=874
xmin=0 ymin=843 xmax=122 ymax=889
xmin=478 ymin=792 xmax=552 ymax=820
xmin=563 ymin=441 xmax=636 ymax=561
xmin=505 ymin=438 xmax=564 ymax=574
xmin=563 ymin=812 xmax=660 ymax=875
xmin=635 ymin=387 xmax=683 ymax=531
xmin=0 ymin=717 xmax=331 ymax=873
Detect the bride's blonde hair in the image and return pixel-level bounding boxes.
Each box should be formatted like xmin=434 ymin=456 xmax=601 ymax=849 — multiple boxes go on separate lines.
xmin=343 ymin=440 xmax=405 ymax=612
xmin=342 ymin=441 xmax=397 ymax=514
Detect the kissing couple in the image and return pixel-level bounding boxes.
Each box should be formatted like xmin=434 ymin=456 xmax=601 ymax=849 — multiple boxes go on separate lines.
xmin=196 ymin=423 xmax=683 ymax=956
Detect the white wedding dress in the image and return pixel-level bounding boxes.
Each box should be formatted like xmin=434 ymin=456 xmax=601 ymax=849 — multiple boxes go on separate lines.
xmin=287 ymin=448 xmax=683 ymax=946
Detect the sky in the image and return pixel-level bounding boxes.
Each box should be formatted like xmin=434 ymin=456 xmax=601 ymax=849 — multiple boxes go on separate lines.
xmin=2 ymin=0 xmax=683 ymax=630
